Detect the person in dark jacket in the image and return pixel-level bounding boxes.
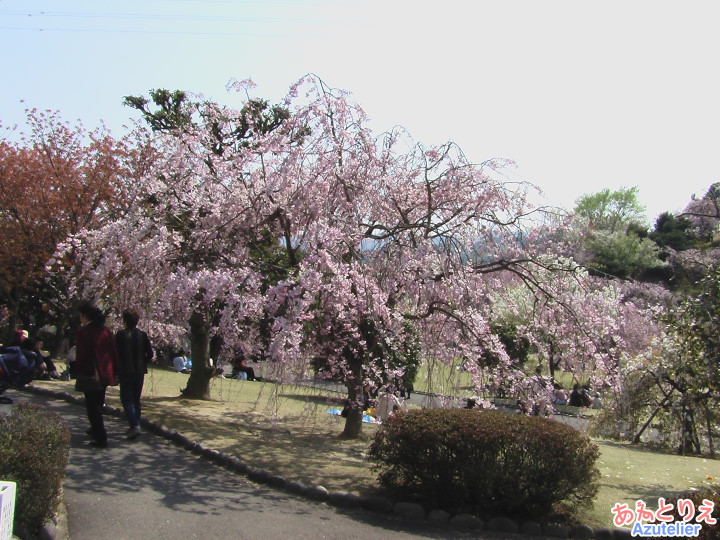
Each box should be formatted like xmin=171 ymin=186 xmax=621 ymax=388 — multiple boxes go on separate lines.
xmin=75 ymin=301 xmax=119 ymax=448
xmin=230 ymin=351 xmax=255 ymax=381
xmin=568 ymin=384 xmax=584 ymax=407
xmin=115 ymin=310 xmax=154 ymax=440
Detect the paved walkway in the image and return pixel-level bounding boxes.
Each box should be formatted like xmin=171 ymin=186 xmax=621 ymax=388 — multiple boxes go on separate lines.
xmin=4 ymin=389 xmax=539 ymax=540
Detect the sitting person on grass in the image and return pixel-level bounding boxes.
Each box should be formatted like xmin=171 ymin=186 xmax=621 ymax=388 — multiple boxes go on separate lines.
xmin=553 ymin=384 xmax=568 ymax=405
xmin=32 ymin=339 xmax=61 ymax=380
xmin=230 ymin=353 xmax=255 ymax=381
xmin=569 ymin=383 xmax=592 ymax=407
xmin=173 ymin=350 xmax=191 ymax=374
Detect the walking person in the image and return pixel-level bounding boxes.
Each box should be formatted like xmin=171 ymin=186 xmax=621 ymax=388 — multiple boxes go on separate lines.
xmin=115 ymin=310 xmax=154 ymax=439
xmin=74 ymin=301 xmax=119 ymax=448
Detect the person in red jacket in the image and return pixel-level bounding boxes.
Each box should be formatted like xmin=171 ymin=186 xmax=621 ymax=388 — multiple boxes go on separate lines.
xmin=75 ymin=301 xmax=119 ymax=448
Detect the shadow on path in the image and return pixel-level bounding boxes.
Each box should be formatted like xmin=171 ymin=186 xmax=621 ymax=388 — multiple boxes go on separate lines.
xmin=7 ymin=388 xmax=530 ymax=540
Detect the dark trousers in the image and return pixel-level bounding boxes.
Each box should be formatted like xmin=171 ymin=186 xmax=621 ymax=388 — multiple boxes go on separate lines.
xmin=119 ymin=374 xmax=145 ymax=428
xmin=85 ymin=388 xmax=107 ymax=442
xmin=41 ymin=355 xmax=58 ymax=374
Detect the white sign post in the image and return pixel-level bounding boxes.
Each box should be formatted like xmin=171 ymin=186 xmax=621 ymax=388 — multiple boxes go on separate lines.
xmin=0 ymin=482 xmax=16 ymax=540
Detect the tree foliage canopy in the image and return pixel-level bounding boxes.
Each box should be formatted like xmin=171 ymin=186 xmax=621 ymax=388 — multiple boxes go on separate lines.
xmin=583 ymin=230 xmax=664 ymax=280
xmin=0 ymin=108 xmax=153 ymax=339
xmin=123 ymin=83 xmax=303 ymax=157
xmin=682 ymin=182 xmax=720 ymax=244
xmin=574 ymin=186 xmax=646 ymax=233
xmin=649 ymin=211 xmax=694 ymax=252
xmin=572 ymin=187 xmax=663 ymax=280
xmin=51 ymin=76 xmax=599 ymax=437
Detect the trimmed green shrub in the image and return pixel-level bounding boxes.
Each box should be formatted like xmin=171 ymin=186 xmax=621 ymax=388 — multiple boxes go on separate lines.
xmin=367 ymin=408 xmax=600 ymax=519
xmin=0 ymin=402 xmax=70 ymax=534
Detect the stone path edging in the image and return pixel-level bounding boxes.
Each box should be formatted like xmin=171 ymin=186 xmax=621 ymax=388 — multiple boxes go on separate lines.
xmin=21 ymin=384 xmax=632 ymax=540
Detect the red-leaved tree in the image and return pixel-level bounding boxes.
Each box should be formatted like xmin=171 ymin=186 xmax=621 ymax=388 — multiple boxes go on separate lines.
xmin=0 ymin=109 xmax=155 ymax=343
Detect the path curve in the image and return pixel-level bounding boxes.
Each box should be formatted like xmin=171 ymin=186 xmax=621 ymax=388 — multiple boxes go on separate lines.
xmin=5 ymin=389 xmax=549 ymax=540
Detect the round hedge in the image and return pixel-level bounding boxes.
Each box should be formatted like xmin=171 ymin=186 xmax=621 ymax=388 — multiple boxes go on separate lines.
xmin=0 ymin=402 xmax=70 ymax=534
xmin=367 ymin=408 xmax=600 ymax=519
xmin=664 ymin=487 xmax=720 ymax=540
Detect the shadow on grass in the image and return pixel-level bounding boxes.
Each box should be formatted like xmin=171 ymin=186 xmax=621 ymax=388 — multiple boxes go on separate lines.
xmin=597 ymin=479 xmax=687 ymax=503
xmin=598 ymin=439 xmax=693 ymax=458
xmin=142 ymin=395 xmax=191 ymax=404
xmin=133 ymin=396 xmax=379 ymax=496
xmin=277 ymin=393 xmax=346 ymax=406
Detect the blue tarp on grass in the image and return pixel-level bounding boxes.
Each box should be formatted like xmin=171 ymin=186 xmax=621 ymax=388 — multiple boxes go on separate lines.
xmin=327 ymin=408 xmax=381 ymax=424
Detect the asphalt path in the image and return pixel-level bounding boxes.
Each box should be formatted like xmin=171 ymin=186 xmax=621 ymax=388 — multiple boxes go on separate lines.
xmin=4 ymin=389 xmax=538 ymax=540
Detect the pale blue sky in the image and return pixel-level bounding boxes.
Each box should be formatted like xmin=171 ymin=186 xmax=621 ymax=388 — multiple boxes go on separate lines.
xmin=2 ymin=0 xmax=719 ymax=223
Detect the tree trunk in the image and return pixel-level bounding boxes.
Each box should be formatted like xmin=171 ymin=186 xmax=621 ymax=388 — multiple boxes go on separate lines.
xmin=52 ymin=311 xmax=74 ymax=358
xmin=340 ymin=355 xmax=364 ymax=439
xmin=632 ymin=391 xmax=673 ymax=444
xmin=677 ymin=403 xmax=699 ymax=455
xmin=547 ymin=342 xmax=557 ymax=379
xmin=209 ymin=334 xmax=223 ymax=365
xmin=704 ymin=404 xmax=715 ymax=458
xmin=4 ymin=287 xmax=21 ymax=342
xmin=181 ymin=310 xmax=213 ymax=400
xmin=689 ymin=409 xmax=702 ymax=454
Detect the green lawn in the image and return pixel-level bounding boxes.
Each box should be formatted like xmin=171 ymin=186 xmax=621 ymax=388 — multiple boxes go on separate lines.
xmin=582 ymin=439 xmax=718 ymax=527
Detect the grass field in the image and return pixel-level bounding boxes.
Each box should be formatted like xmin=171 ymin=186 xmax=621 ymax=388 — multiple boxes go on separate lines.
xmin=33 ymin=363 xmax=719 ymax=529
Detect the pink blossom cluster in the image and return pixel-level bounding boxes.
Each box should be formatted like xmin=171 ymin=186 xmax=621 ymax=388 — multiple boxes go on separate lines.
xmin=48 ymin=75 xmax=651 ymax=408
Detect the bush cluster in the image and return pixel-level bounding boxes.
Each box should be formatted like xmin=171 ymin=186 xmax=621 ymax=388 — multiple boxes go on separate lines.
xmin=367 ymin=408 xmax=600 ymax=519
xmin=0 ymin=402 xmax=70 ymax=534
xmin=658 ymin=487 xmax=720 ymax=540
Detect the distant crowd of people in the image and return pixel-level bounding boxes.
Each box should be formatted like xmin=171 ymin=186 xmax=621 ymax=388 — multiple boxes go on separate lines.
xmin=0 ymin=329 xmax=65 ymax=381
xmin=1 ymin=329 xmax=69 ymax=403
xmin=169 ymin=349 xmax=258 ymax=381
xmin=0 ymin=302 xmax=157 ymax=446
xmin=553 ymin=383 xmax=602 ymax=409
